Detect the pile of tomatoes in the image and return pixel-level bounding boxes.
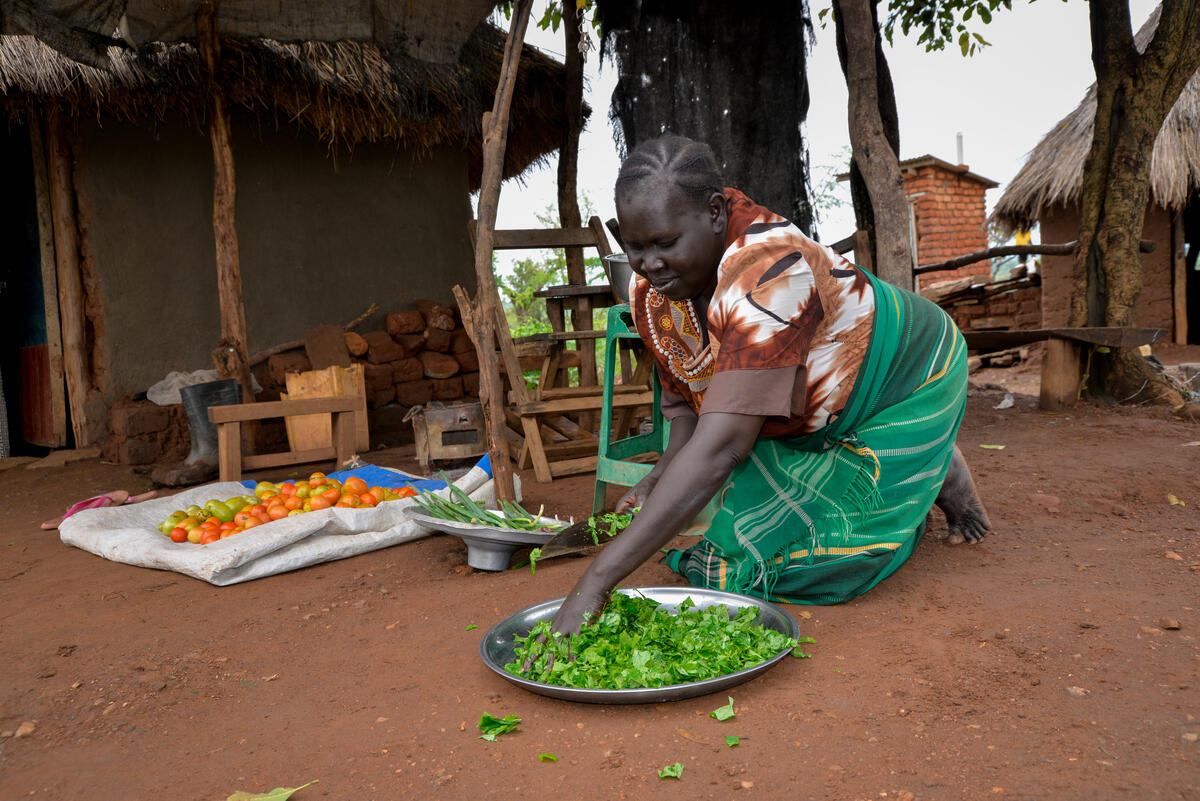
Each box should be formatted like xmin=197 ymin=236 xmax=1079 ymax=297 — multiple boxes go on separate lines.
xmin=158 ymin=472 xmax=420 ymax=545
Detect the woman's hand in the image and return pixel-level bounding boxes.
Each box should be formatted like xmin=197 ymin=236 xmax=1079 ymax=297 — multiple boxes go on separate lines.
xmin=549 ymin=575 xmax=612 ymax=637
xmin=615 ymin=476 xmax=657 ymax=513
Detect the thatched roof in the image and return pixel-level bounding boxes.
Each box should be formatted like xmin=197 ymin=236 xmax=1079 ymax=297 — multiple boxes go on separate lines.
xmin=992 ymin=7 xmax=1200 ymax=232
xmin=0 ymin=22 xmax=579 ymax=189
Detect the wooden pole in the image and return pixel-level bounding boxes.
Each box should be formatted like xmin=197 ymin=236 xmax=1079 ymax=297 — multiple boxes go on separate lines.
xmin=1172 ymin=211 xmax=1188 ymax=345
xmin=197 ymin=0 xmax=254 ymax=407
xmin=43 ymin=104 xmax=89 ymax=447
xmin=914 ymin=239 xmax=1158 ymax=275
xmin=467 ymin=0 xmax=535 ymax=500
xmin=28 ymin=114 xmax=68 ymax=447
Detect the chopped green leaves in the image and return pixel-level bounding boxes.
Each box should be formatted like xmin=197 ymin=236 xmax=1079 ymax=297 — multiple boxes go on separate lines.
xmin=585 ymin=507 xmax=639 ymax=544
xmin=657 ymin=762 xmax=684 ymax=779
xmin=478 ymin=713 xmax=521 ymax=741
xmin=725 ymin=735 xmax=740 ymax=747
xmin=792 ymin=636 xmax=817 ymax=658
xmin=537 ymin=753 xmax=558 ymax=762
xmin=506 ymin=594 xmax=806 ymax=690
xmin=465 ymin=624 xmax=478 ymax=631
xmin=710 ymin=696 xmax=736 ymax=721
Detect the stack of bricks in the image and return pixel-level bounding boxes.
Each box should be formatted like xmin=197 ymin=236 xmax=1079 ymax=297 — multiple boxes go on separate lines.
xmin=901 ymin=156 xmax=998 ymax=292
xmin=943 ymin=285 xmax=1043 ymax=333
xmin=105 ymin=298 xmax=482 ymax=467
xmin=103 ymin=401 xmax=190 ymax=466
xmin=260 ymin=298 xmax=480 ymax=412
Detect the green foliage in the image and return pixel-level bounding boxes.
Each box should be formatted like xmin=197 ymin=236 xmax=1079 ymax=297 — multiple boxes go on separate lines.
xmin=495 ymin=1 xmax=600 ymax=35
xmin=710 ymin=696 xmax=737 ymax=721
xmin=506 ymin=593 xmax=804 ymax=689
xmin=227 ymin=781 xmax=318 ymax=801
xmin=882 ymin=0 xmax=1013 ymax=55
xmin=478 ymin=713 xmax=522 ymax=741
xmin=817 ymin=1 xmax=1018 ymax=57
xmin=657 ymin=762 xmax=685 ymax=780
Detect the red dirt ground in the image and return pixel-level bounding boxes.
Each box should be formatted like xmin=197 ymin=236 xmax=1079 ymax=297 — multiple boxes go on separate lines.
xmin=1 ymin=347 xmax=1198 ymax=801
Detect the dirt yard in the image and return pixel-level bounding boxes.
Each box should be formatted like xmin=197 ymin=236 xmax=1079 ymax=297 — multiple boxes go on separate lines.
xmin=1 ymin=348 xmax=1197 ymax=801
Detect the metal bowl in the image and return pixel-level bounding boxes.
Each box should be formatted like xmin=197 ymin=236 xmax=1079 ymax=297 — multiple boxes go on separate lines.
xmin=402 ymin=509 xmax=562 ymax=571
xmin=602 ymin=253 xmax=633 ymax=302
xmin=479 ymin=586 xmax=801 ymax=704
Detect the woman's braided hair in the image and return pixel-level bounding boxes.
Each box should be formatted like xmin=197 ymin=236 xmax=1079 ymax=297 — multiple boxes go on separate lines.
xmin=614 ymin=134 xmax=724 ymax=209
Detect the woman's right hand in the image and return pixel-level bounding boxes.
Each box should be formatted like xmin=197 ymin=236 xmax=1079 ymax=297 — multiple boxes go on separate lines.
xmin=616 ymin=476 xmax=657 ymax=513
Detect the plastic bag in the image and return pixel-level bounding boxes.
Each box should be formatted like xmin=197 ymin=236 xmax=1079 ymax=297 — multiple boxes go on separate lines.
xmin=147 ymin=369 xmax=262 ymax=406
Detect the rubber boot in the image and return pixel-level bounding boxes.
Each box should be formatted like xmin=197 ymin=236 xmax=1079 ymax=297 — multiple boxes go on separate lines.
xmin=181 ymin=379 xmax=241 ymax=465
xmin=151 ymin=379 xmax=240 ymax=487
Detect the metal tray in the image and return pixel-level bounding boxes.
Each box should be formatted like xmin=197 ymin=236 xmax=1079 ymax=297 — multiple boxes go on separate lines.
xmin=479 ymin=586 xmax=801 ymax=704
xmin=402 ymin=508 xmax=564 ymax=571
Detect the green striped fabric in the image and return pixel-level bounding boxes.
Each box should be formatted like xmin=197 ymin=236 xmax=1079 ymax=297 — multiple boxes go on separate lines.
xmin=665 ymin=271 xmax=968 ymax=605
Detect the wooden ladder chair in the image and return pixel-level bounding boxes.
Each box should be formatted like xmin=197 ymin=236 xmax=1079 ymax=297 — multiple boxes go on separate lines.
xmin=467 ymin=216 xmax=655 ymax=482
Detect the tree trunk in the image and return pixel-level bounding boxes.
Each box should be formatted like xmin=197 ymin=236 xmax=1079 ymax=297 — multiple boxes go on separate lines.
xmin=595 ymin=0 xmax=815 ymax=234
xmin=834 ymin=0 xmax=912 ymax=289
xmin=832 ymin=0 xmax=900 ymax=274
xmin=1068 ymin=0 xmax=1200 ymax=403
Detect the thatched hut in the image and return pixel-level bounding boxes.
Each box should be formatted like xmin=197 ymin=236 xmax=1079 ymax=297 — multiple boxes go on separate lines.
xmin=992 ymin=9 xmax=1199 ymax=346
xmin=0 ymin=22 xmax=575 ymax=449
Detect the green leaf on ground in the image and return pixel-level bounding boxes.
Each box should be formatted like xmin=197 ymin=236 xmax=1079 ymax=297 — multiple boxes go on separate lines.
xmin=979 ymin=444 xmax=1006 ymax=450
xmin=710 ymin=696 xmax=736 ymax=721
xmin=1167 ymin=494 xmax=1186 ymax=506
xmin=657 ymin=762 xmax=684 ymax=779
xmin=466 ymin=624 xmax=478 ymax=631
xmin=725 ymin=735 xmax=740 ymax=747
xmin=537 ymin=753 xmax=558 ymax=762
xmin=227 ymin=780 xmax=318 ymax=801
xmin=478 ymin=713 xmax=521 ymax=741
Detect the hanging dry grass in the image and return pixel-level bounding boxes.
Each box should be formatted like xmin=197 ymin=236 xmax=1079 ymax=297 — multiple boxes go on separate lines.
xmin=992 ymin=7 xmax=1200 ymax=233
xmin=0 ymin=23 xmax=577 ymax=188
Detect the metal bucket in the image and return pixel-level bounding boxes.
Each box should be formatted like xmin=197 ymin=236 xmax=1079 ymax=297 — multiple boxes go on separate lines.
xmin=603 ymin=253 xmax=633 ymax=302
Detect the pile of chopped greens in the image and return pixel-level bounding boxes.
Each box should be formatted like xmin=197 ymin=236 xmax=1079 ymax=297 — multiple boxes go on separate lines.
xmin=505 ymin=593 xmax=813 ymax=689
xmin=585 ymin=508 xmax=638 ymax=544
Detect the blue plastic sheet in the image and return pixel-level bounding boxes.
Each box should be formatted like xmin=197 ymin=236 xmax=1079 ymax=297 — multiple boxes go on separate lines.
xmin=239 ymin=455 xmax=491 ymax=492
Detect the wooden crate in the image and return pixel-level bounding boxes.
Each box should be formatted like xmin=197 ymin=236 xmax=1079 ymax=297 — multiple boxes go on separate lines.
xmin=282 ymin=365 xmax=369 ymax=453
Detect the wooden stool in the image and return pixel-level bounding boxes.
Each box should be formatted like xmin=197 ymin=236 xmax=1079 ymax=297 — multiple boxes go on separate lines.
xmin=209 ymin=397 xmax=360 ymax=482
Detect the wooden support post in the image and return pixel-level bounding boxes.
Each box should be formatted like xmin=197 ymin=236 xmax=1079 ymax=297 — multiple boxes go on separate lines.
xmin=197 ymin=0 xmax=254 ymax=408
xmin=465 ymin=0 xmax=535 ymax=500
xmin=43 ymin=104 xmax=89 ymax=447
xmin=1038 ymin=337 xmax=1082 ymax=411
xmin=1172 ymin=211 xmax=1188 ymax=346
xmin=28 ymin=114 xmax=68 ymax=447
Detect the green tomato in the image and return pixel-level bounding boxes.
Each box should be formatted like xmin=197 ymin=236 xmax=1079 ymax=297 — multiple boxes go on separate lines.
xmin=205 ymin=500 xmax=235 ymax=523
xmin=224 ymin=496 xmax=249 ymax=514
xmin=159 ymin=511 xmax=186 ymax=534
xmin=186 ymin=504 xmax=204 ymax=518
xmin=294 ymin=485 xmax=311 ymax=499
xmin=254 ymin=481 xmax=278 ymax=499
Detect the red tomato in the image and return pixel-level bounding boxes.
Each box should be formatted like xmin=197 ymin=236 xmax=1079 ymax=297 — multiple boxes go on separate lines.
xmin=219 ymin=521 xmax=238 ymax=531
xmin=308 ymin=472 xmax=326 ymax=488
xmin=277 ymin=482 xmax=296 ymax=497
xmin=268 ymin=505 xmax=288 ymax=520
xmin=320 ymin=487 xmax=340 ymax=504
xmin=169 ymin=527 xmax=188 ymax=543
xmin=200 ymin=531 xmax=220 ymax=545
xmin=368 ymin=487 xmax=385 ymax=504
xmin=357 ymin=493 xmax=377 ymax=508
xmin=250 ymin=504 xmax=267 ymax=517
xmin=309 ymin=495 xmax=331 ymax=511
xmin=342 ymin=477 xmax=368 ymax=495
xmin=397 ymin=486 xmax=418 ymax=498
xmin=242 ymin=517 xmax=262 ymax=529
xmin=234 ymin=510 xmax=254 ymax=526
xmin=284 ymin=496 xmax=302 ymax=511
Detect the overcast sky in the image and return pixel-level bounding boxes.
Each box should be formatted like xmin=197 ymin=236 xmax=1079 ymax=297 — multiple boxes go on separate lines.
xmin=489 ymin=1 xmax=1160 ymax=261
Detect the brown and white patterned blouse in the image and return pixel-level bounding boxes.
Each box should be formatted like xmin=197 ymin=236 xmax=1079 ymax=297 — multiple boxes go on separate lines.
xmin=630 ymin=189 xmax=875 ymax=439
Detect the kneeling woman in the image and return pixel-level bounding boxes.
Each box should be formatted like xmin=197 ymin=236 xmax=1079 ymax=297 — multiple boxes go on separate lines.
xmin=551 ymin=134 xmax=990 ymax=635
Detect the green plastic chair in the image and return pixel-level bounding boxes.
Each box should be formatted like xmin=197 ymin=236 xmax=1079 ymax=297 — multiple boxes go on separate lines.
xmin=593 ymin=304 xmax=669 ymax=514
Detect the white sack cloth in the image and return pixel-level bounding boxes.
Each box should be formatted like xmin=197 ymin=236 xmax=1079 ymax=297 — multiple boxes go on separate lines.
xmin=59 ymin=464 xmax=492 ymax=586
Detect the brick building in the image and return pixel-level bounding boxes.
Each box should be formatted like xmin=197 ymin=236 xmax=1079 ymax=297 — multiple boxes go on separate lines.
xmin=900 ymin=155 xmax=998 ymax=291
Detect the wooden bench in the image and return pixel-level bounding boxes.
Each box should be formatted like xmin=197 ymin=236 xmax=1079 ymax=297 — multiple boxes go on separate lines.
xmin=961 ymin=326 xmax=1166 ymax=410
xmin=209 ymin=396 xmax=360 ymax=482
